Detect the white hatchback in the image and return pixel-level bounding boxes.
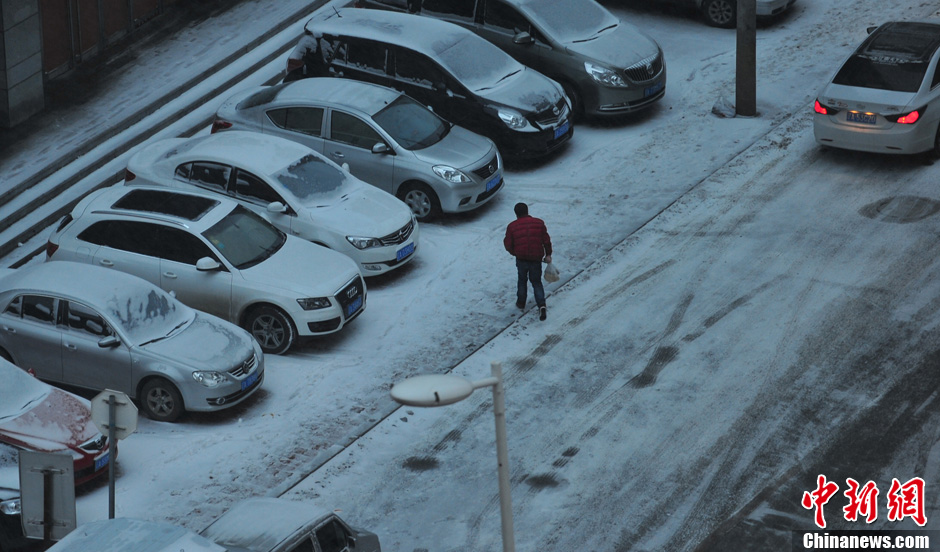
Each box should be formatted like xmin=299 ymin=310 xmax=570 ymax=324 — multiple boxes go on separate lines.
xmin=125 ymin=131 xmax=418 ymax=276
xmin=46 ymin=186 xmax=366 ymax=355
xmin=814 ymin=21 xmax=940 ymax=157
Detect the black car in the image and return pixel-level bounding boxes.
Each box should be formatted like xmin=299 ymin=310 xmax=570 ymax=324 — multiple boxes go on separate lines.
xmin=286 ymin=8 xmax=573 ymax=159
xmin=0 ymin=486 xmax=29 ymax=552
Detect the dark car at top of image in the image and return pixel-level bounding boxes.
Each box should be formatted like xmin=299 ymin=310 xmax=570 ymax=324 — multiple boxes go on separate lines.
xmin=650 ymin=0 xmax=796 ymax=28
xmin=813 ymin=21 xmax=940 ymax=157
xmin=356 ymin=0 xmax=666 ymax=118
xmin=286 ymin=7 xmax=572 ymax=159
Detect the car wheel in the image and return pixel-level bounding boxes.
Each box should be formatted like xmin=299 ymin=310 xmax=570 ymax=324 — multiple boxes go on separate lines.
xmin=560 ymin=81 xmax=584 ymax=120
xmin=246 ymin=305 xmax=296 ymax=355
xmin=398 ymin=182 xmax=441 ymax=222
xmin=702 ymin=0 xmax=735 ymax=28
xmin=140 ymin=378 xmax=184 ymax=423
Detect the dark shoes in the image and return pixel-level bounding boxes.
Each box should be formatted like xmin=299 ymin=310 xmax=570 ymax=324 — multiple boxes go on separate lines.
xmin=516 ymin=300 xmax=525 ymax=310
xmin=539 ymin=306 xmax=547 ymax=321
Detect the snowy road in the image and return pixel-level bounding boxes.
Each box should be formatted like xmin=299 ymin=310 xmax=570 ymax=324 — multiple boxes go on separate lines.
xmin=32 ymin=0 xmax=940 ymax=551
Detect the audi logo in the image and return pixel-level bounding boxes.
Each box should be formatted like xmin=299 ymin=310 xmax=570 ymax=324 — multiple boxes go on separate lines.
xmin=552 ymin=106 xmax=560 ymax=116
xmin=347 ymin=287 xmax=359 ymax=299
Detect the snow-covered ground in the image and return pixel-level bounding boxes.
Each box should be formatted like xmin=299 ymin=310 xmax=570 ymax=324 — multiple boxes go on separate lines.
xmin=6 ymin=0 xmax=940 ymax=550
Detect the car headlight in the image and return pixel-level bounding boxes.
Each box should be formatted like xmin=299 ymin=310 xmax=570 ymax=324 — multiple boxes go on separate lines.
xmin=297 ymin=297 xmax=332 ymax=310
xmin=432 ymin=165 xmax=471 ymax=183
xmin=346 ymin=236 xmax=383 ymax=250
xmin=0 ymin=498 xmax=21 ymax=516
xmin=497 ymin=108 xmax=535 ymax=131
xmin=192 ymin=371 xmax=227 ymax=388
xmin=584 ymin=61 xmax=626 ymax=87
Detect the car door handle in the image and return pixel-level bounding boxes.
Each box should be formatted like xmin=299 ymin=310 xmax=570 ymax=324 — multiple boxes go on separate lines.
xmin=98 ymin=259 xmax=114 ymax=267
xmin=163 ymin=272 xmax=178 ymax=279
xmin=330 ymin=151 xmax=345 ymax=159
xmin=65 ymin=343 xmax=77 ymax=351
xmin=2 ymin=326 xmax=14 ymax=334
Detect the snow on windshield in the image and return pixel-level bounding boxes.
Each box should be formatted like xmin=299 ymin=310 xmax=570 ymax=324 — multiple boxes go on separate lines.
xmin=104 ymin=288 xmax=194 ymax=346
xmin=520 ymin=0 xmax=617 ymax=43
xmin=0 ymin=361 xmax=50 ymax=421
xmin=436 ymin=34 xmax=523 ymax=91
xmin=274 ymin=154 xmax=349 ymax=207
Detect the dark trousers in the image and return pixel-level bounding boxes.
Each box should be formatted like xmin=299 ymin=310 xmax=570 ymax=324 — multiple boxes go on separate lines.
xmin=516 ymin=259 xmax=545 ymax=307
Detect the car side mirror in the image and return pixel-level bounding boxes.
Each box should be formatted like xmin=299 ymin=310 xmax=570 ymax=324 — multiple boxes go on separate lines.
xmin=267 ymin=201 xmax=288 ymax=214
xmin=98 ymin=335 xmax=121 ymax=349
xmin=513 ymin=31 xmax=534 ymax=45
xmin=196 ymin=257 xmax=222 ymax=271
xmin=372 ymin=143 xmax=389 ymax=154
xmin=341 ymin=162 xmax=351 ymax=172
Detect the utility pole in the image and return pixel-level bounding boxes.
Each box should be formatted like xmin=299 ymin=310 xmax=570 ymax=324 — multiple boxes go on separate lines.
xmin=735 ymin=0 xmax=757 ymax=117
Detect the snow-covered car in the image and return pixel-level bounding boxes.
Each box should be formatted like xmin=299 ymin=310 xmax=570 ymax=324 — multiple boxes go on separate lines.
xmin=357 ymin=0 xmax=666 ymax=117
xmin=125 ymin=131 xmax=419 ymax=273
xmin=0 ymin=357 xmax=111 ymax=487
xmin=211 ymin=80 xmax=503 ymax=222
xmin=286 ymin=8 xmax=572 ymax=159
xmin=0 ymin=262 xmax=264 ymax=422
xmin=45 ymin=517 xmax=227 ymax=552
xmin=200 ymin=497 xmax=381 ymax=552
xmin=813 ymin=21 xmax=940 ymax=157
xmin=46 ymin=186 xmax=365 ymax=355
xmin=652 ymin=0 xmax=796 ymax=28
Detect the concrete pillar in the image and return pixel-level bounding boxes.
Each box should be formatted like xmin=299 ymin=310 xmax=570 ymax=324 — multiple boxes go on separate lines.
xmin=0 ymin=0 xmax=44 ymax=128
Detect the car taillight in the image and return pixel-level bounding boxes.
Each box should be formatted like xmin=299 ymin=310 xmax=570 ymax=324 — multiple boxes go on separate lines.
xmin=211 ymin=120 xmax=233 ymax=134
xmin=45 ymin=241 xmax=58 ymax=258
xmin=886 ymin=107 xmax=924 ymax=124
xmin=124 ymin=169 xmax=136 ymax=182
xmin=814 ymin=99 xmax=838 ymax=116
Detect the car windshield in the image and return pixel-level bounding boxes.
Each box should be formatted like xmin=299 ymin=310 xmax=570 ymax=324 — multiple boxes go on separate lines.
xmin=104 ymin=287 xmax=195 ymax=347
xmin=436 ymin=35 xmax=524 ymax=92
xmin=520 ymin=0 xmax=618 ymax=43
xmin=833 ymin=24 xmax=940 ymax=92
xmin=203 ymin=205 xmax=287 ymax=269
xmin=372 ymin=96 xmax=449 ymax=150
xmin=273 ymin=154 xmax=350 ymax=207
xmin=0 ymin=362 xmax=50 ymax=421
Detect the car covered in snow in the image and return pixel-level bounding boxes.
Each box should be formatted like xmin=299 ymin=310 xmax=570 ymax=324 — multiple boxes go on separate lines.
xmin=46 ymin=186 xmax=366 ymax=355
xmin=286 ymin=8 xmax=572 ymax=159
xmin=356 ymin=0 xmax=666 ymax=117
xmin=45 ymin=517 xmax=227 ymax=552
xmin=125 ymin=131 xmax=420 ymax=273
xmin=813 ymin=21 xmax=940 ymax=157
xmin=211 ymin=80 xmax=503 ymax=222
xmin=0 ymin=262 xmax=264 ymax=422
xmin=200 ymin=497 xmax=381 ymax=552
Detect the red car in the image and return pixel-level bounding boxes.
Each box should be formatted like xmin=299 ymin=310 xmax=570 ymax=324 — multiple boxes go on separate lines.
xmin=0 ymin=359 xmax=111 ymax=486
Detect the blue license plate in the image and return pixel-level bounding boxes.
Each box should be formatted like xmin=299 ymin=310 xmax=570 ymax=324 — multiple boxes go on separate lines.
xmin=346 ymin=295 xmax=363 ymax=317
xmin=95 ymin=453 xmax=109 ymax=471
xmin=241 ymin=371 xmax=259 ymax=390
xmin=485 ymin=174 xmax=501 ymax=192
xmin=847 ymin=111 xmax=876 ymax=125
xmin=554 ymin=121 xmax=570 ymax=140
xmin=645 ymin=81 xmax=664 ymax=97
xmin=396 ymin=242 xmax=415 ymax=261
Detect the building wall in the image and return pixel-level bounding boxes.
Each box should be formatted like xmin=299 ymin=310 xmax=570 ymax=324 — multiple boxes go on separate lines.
xmin=0 ymin=0 xmax=44 ymax=127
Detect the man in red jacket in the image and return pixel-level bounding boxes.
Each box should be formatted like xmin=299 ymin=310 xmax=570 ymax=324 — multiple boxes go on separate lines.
xmin=504 ymin=202 xmax=552 ymax=321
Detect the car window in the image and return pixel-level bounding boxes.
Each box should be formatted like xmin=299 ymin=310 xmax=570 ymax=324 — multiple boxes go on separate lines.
xmin=179 ymin=162 xmax=233 ymax=193
xmin=932 ymin=64 xmax=940 ymax=89
xmin=234 ymin=169 xmax=284 ymax=206
xmin=289 ymin=538 xmax=315 ymax=552
xmin=345 ymin=40 xmax=388 ymax=74
xmin=65 ymin=301 xmax=114 ymax=338
xmin=267 ymin=107 xmax=324 ymax=137
xmin=315 ymin=519 xmax=349 ymax=552
xmin=21 ymin=295 xmax=57 ymax=325
xmin=422 ymin=0 xmax=475 ymax=21
xmin=3 ymin=295 xmax=22 ymax=317
xmin=151 ymin=226 xmax=218 ymax=265
xmin=273 ymin=154 xmax=348 ymax=206
xmin=330 ymin=111 xmax=384 ymax=149
xmin=77 ymin=220 xmax=163 ymax=258
xmin=393 ymin=49 xmax=443 ymax=88
xmin=484 ymin=0 xmax=530 ymax=34
xmin=202 ymin=205 xmax=286 ymax=269
xmin=373 ymin=95 xmax=448 ymax=150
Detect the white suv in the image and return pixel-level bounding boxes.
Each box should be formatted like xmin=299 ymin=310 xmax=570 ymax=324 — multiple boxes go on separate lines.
xmin=46 ymin=186 xmax=366 ymax=355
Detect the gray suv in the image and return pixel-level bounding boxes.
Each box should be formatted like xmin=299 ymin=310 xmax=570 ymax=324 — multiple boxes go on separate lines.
xmin=355 ymin=0 xmax=666 ymax=117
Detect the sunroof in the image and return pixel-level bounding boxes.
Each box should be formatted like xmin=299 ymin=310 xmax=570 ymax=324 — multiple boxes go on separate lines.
xmin=112 ymin=189 xmax=219 ymax=221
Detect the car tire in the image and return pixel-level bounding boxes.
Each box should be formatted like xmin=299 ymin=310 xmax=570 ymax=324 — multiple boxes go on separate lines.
xmin=560 ymin=81 xmax=584 ymax=121
xmin=398 ymin=182 xmax=441 ymax=222
xmin=246 ymin=305 xmax=296 ymax=355
xmin=140 ymin=378 xmax=184 ymax=423
xmin=702 ymin=0 xmax=736 ymax=28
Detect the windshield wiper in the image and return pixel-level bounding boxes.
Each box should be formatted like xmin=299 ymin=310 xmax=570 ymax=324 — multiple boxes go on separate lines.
xmin=573 ymin=23 xmax=617 ymax=43
xmin=478 ymin=69 xmax=522 ymax=91
xmin=140 ymin=318 xmax=190 ymax=347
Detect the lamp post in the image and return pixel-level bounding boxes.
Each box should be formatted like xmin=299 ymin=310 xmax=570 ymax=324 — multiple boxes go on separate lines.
xmin=390 ymin=361 xmax=515 ymax=552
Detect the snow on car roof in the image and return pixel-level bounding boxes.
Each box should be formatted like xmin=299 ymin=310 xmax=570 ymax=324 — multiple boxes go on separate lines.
xmin=863 ymin=21 xmax=940 ymax=61
xmin=275 ymin=78 xmax=401 ymax=116
xmin=50 ymin=517 xmax=226 ymax=552
xmin=307 ymin=8 xmax=467 ymax=55
xmin=201 ymin=497 xmax=334 ymax=551
xmin=155 ymin=131 xmax=312 ymax=177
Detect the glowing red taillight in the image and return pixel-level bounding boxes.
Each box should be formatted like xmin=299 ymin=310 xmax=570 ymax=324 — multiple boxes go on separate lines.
xmin=211 ymin=120 xmax=233 ymax=134
xmin=124 ymin=169 xmax=136 ymax=182
xmin=896 ymin=110 xmax=920 ymax=124
xmin=814 ymin=99 xmax=838 ymax=116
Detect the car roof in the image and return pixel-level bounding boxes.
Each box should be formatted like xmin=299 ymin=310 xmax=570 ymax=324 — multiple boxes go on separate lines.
xmin=200 ymin=497 xmax=335 ymax=551
xmin=81 ymin=185 xmax=235 ymax=231
xmin=245 ymin=79 xmax=402 ymax=117
xmin=155 ymin=131 xmax=314 ymax=177
xmin=863 ymin=21 xmax=940 ymax=61
xmin=0 ymin=261 xmax=165 ymax=308
xmin=48 ymin=518 xmax=227 ymax=552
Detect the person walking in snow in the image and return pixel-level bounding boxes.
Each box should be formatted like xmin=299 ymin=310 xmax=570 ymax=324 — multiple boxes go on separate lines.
xmin=504 ymin=202 xmax=552 ymax=321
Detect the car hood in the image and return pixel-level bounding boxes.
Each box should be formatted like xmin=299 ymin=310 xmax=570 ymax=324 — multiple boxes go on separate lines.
xmin=0 ymin=389 xmax=97 ymax=454
xmin=240 ymin=236 xmax=360 ymax=295
xmin=140 ymin=312 xmax=255 ymax=370
xmin=818 ymin=83 xmax=918 ymax=114
xmin=564 ymin=23 xmax=660 ymax=69
xmin=307 ymin=182 xmax=412 ymax=237
xmin=412 ymin=125 xmax=497 ymax=170
xmin=478 ymin=68 xmax=562 ymax=116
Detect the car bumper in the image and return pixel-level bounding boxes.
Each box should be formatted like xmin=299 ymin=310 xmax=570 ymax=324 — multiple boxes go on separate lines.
xmin=181 ymin=353 xmax=265 ymax=412
xmin=353 ymin=231 xmax=419 ymax=276
xmin=757 ymin=0 xmax=796 ymax=17
xmin=585 ymin=75 xmax=667 ymax=116
xmin=437 ymin=168 xmax=505 ymax=214
xmin=495 ymin=122 xmax=573 ymax=159
xmin=292 ymin=275 xmax=367 ymax=336
xmin=814 ymin=114 xmax=938 ymax=154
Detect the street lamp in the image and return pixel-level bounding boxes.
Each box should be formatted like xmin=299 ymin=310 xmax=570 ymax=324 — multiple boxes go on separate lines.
xmin=390 ymin=361 xmax=516 ymax=552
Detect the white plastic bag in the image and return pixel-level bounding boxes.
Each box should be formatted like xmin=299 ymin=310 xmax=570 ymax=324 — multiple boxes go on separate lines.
xmin=544 ymin=262 xmax=560 ymax=283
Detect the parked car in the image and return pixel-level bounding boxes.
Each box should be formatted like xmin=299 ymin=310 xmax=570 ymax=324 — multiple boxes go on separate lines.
xmin=813 ymin=21 xmax=940 ymax=157
xmin=201 ymin=497 xmax=381 ymax=552
xmin=286 ymin=8 xmax=572 ymax=159
xmin=45 ymin=517 xmax=227 ymax=552
xmin=651 ymin=0 xmax=796 ymax=28
xmin=212 ymin=80 xmax=503 ymax=221
xmin=46 ymin=186 xmax=365 ymax=355
xmin=0 ymin=262 xmax=264 ymax=422
xmin=356 ymin=0 xmax=666 ymax=117
xmin=125 ymin=131 xmax=419 ymax=270
xmin=0 ymin=483 xmax=27 ymax=552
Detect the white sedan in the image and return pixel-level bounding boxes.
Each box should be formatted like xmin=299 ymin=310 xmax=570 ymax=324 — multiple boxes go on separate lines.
xmin=125 ymin=131 xmax=418 ymax=276
xmin=814 ymin=21 xmax=940 ymax=157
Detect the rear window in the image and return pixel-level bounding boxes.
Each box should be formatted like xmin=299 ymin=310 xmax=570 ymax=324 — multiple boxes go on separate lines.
xmin=112 ymin=189 xmax=220 ymax=221
xmin=834 ymin=23 xmax=940 ymax=92
xmin=236 ymin=84 xmax=287 ymax=111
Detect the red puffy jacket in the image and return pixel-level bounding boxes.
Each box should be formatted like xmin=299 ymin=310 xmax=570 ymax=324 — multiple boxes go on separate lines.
xmin=504 ymin=215 xmax=552 ymax=262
